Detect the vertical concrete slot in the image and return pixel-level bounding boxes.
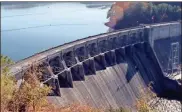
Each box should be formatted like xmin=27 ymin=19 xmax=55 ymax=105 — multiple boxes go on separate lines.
xmin=99 ymin=40 xmax=108 ymax=52
xmin=83 ymin=59 xmax=96 ymax=75
xmin=49 ymin=56 xmax=64 ymax=74
xmin=94 ymin=54 xmax=106 ymax=71
xmin=115 ymin=47 xmax=125 ymax=64
xmin=63 ymin=51 xmax=77 ymax=68
xmin=76 ymin=47 xmax=87 ymax=62
xmin=110 ymin=37 xmax=118 ymax=50
xmin=89 ymin=43 xmax=98 ymax=57
xmin=71 ymin=64 xmax=85 ymax=81
xmin=58 ymin=70 xmax=73 ymax=88
xmin=105 ymin=50 xmax=116 ymax=67
xmin=108 ymin=38 xmax=113 ymax=50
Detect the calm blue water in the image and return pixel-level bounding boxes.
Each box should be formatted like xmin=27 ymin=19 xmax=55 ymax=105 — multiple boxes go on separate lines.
xmin=1 ymin=2 xmax=110 ymax=61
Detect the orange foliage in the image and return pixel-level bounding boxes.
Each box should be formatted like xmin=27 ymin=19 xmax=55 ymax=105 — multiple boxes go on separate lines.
xmin=106 ymin=2 xmax=133 ymax=28
xmin=106 ymin=2 xmax=148 ymax=29
xmin=114 ymin=2 xmax=132 ymax=12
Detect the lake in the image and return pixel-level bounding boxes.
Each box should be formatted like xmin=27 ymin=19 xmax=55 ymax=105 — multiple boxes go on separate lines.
xmin=1 ymin=2 xmax=111 ymax=61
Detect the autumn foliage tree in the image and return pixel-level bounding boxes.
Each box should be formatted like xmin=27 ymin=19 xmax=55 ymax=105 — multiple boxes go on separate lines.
xmin=10 ymin=65 xmax=51 ymax=112
xmin=1 ymin=55 xmax=15 ymax=112
xmin=1 ymin=55 xmax=51 ymax=112
xmin=107 ymin=2 xmax=181 ymax=30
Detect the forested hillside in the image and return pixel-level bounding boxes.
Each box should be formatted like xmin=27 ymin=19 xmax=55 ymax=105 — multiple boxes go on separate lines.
xmin=106 ymin=2 xmax=181 ymax=30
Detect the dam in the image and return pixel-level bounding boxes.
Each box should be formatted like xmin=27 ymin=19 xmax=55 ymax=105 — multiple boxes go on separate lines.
xmin=9 ymin=21 xmax=181 ymax=109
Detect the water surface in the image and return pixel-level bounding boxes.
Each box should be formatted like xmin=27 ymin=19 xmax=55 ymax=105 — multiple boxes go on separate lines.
xmin=1 ymin=2 xmax=110 ymax=61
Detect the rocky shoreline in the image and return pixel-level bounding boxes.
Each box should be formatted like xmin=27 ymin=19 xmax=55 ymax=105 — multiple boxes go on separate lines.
xmin=148 ymin=72 xmax=182 ymax=112
xmin=149 ymin=97 xmax=181 ymax=112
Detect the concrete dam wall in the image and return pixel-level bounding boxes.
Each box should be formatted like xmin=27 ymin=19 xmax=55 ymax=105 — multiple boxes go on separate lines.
xmin=9 ymin=21 xmax=181 ymax=109
xmin=47 ymin=42 xmax=165 ymax=109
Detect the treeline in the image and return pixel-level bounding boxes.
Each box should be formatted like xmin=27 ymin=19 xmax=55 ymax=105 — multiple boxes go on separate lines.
xmin=109 ymin=2 xmax=181 ymax=30
xmin=152 ymin=2 xmax=181 ymax=6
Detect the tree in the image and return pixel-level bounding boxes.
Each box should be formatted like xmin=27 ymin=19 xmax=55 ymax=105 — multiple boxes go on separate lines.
xmin=11 ymin=81 xmax=51 ymax=112
xmin=10 ymin=64 xmax=51 ymax=112
xmin=1 ymin=72 xmax=16 ymax=111
xmin=1 ymin=55 xmax=51 ymax=112
xmin=1 ymin=55 xmax=14 ymax=74
xmin=111 ymin=2 xmax=182 ymax=30
xmin=1 ymin=55 xmax=15 ymax=112
xmin=114 ymin=2 xmax=148 ymax=29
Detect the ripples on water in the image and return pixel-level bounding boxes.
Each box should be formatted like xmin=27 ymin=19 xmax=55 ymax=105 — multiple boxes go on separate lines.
xmin=1 ymin=2 xmax=112 ymax=61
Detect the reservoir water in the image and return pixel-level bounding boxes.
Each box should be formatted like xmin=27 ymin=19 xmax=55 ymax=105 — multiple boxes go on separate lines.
xmin=1 ymin=2 xmax=111 ymax=61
